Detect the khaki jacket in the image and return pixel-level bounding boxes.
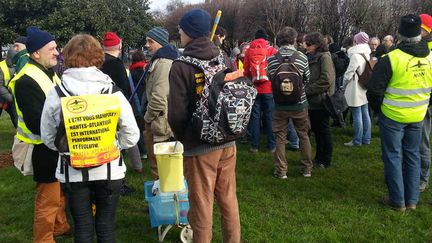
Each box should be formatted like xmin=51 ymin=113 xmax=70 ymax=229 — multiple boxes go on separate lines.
xmin=144 ymin=58 xmax=173 ymax=142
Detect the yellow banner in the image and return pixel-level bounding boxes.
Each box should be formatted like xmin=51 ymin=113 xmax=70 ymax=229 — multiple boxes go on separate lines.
xmin=61 ymin=94 xmax=121 ymax=168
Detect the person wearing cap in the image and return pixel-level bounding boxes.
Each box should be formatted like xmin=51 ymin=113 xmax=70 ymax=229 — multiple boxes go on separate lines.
xmin=100 ymin=31 xmax=142 ymax=189
xmin=100 ymin=32 xmax=131 ymax=98
xmin=12 ymin=36 xmax=30 ymax=74
xmin=244 ymin=28 xmax=277 ymax=154
xmin=0 ymin=48 xmax=17 ymax=127
xmin=8 ymin=26 xmax=70 ymax=242
xmin=367 ymin=14 xmax=432 ymax=211
xmin=168 ymin=9 xmax=241 ymax=243
xmin=418 ymin=13 xmax=432 ymax=193
xmin=143 ymin=27 xmax=178 ymax=178
xmin=343 ymin=31 xmax=372 ymax=147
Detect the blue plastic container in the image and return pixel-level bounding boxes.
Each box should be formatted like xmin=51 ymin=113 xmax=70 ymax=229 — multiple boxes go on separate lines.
xmin=144 ymin=180 xmax=189 ymax=228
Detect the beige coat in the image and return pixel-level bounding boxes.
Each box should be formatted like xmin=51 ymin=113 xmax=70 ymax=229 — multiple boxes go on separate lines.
xmin=144 ymin=58 xmax=173 ymax=142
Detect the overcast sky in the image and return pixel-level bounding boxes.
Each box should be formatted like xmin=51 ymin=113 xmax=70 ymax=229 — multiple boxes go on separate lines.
xmin=149 ymin=0 xmax=204 ymax=12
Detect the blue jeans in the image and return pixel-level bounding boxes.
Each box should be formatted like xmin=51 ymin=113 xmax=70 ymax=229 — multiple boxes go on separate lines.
xmin=351 ymin=104 xmax=371 ymax=145
xmin=379 ymin=114 xmax=422 ymax=206
xmin=420 ymin=107 xmax=432 ymax=185
xmin=249 ymin=94 xmax=275 ymax=150
xmin=287 ymin=119 xmax=299 ymax=149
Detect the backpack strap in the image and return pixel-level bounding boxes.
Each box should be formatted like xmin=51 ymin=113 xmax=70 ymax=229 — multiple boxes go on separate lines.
xmin=355 ymin=53 xmax=370 ymax=77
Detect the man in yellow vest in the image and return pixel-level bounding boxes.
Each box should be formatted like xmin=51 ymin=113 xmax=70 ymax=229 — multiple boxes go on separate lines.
xmin=367 ymin=15 xmax=432 ymax=212
xmin=419 ymin=13 xmax=432 ymax=193
xmin=9 ymin=26 xmax=70 ymax=242
xmin=0 ymin=48 xmax=17 ymax=127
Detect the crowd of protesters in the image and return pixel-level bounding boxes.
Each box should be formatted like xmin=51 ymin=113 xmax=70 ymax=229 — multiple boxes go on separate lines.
xmin=1 ymin=8 xmax=432 ymax=243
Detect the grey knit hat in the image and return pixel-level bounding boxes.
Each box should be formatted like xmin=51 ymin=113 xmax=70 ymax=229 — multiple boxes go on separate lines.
xmin=146 ymin=27 xmax=169 ymax=46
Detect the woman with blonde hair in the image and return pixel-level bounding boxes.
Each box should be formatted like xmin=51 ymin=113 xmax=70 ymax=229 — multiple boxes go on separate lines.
xmin=41 ymin=34 xmax=139 ymax=242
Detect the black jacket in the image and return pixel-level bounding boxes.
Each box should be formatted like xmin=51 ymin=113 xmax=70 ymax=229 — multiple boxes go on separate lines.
xmin=367 ymin=41 xmax=431 ymax=114
xmin=101 ymin=53 xmax=131 ymax=98
xmin=14 ymin=59 xmax=59 ymax=183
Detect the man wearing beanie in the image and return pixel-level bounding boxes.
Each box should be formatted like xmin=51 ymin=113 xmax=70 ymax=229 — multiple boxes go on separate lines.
xmin=12 ymin=36 xmax=30 ymax=73
xmin=100 ymin=31 xmax=141 ymax=194
xmin=419 ymin=13 xmax=432 ymax=193
xmin=8 ymin=26 xmax=70 ymax=242
xmin=100 ymin=32 xmax=132 ymax=98
xmin=143 ymin=26 xmax=178 ymax=177
xmin=367 ymin=14 xmax=432 ymax=211
xmin=168 ymin=9 xmax=241 ymax=243
xmin=243 ymin=27 xmax=277 ymax=154
xmin=343 ymin=31 xmax=372 ymax=147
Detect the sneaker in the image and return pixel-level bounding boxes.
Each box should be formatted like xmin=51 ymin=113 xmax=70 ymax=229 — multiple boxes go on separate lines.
xmin=134 ymin=168 xmax=143 ymax=173
xmin=344 ymin=141 xmax=361 ymax=147
xmin=420 ymin=181 xmax=428 ymax=192
xmin=287 ymin=146 xmax=299 ymax=151
xmin=274 ymin=173 xmax=287 ymax=179
xmin=382 ymin=196 xmax=406 ymax=212
xmin=302 ymin=172 xmax=312 ymax=177
xmin=406 ymin=204 xmax=417 ymax=210
xmin=120 ymin=181 xmax=136 ymax=196
xmin=249 ymin=148 xmax=258 ymax=153
xmin=141 ymin=154 xmax=148 ymax=159
xmin=318 ymin=163 xmax=330 ymax=169
xmin=269 ymin=148 xmax=276 ymax=153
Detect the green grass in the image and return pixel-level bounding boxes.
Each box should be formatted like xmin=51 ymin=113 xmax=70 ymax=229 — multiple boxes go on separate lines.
xmin=0 ymin=113 xmax=432 ymax=242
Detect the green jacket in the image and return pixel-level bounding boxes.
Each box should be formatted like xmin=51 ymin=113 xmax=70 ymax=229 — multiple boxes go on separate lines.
xmin=13 ymin=49 xmax=29 ymax=74
xmin=305 ymin=51 xmax=336 ymax=110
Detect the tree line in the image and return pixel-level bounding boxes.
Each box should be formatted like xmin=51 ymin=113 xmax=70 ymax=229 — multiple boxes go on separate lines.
xmin=0 ymin=0 xmax=155 ymax=47
xmin=160 ymin=0 xmax=432 ymax=50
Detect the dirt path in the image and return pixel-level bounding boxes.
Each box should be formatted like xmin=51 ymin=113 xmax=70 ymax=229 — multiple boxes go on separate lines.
xmin=0 ymin=152 xmax=13 ymax=168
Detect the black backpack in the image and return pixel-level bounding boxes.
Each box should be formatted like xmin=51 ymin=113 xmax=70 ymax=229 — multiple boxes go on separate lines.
xmin=271 ymin=52 xmax=303 ymax=105
xmin=178 ymin=54 xmax=257 ymax=144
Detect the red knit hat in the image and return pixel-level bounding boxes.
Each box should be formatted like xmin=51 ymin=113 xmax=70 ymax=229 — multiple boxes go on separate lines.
xmin=103 ymin=32 xmax=121 ymax=47
xmin=420 ymin=14 xmax=432 ymax=33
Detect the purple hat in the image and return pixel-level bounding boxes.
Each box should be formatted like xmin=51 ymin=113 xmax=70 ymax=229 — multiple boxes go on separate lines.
xmin=354 ymin=32 xmax=369 ymax=44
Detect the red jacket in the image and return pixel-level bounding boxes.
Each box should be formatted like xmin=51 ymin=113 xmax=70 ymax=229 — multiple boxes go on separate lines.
xmin=243 ymin=38 xmax=277 ymax=94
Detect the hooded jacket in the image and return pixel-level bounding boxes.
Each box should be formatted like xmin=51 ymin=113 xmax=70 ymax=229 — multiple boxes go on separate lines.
xmin=343 ymin=43 xmax=371 ymax=107
xmin=144 ymin=44 xmax=178 ymax=142
xmin=367 ymin=41 xmax=431 ymax=114
xmin=243 ymin=38 xmax=277 ymax=94
xmin=168 ymin=37 xmax=235 ymax=155
xmin=41 ymin=67 xmax=140 ymax=183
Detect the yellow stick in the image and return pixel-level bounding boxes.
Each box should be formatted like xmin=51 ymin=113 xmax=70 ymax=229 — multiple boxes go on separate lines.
xmin=210 ymin=10 xmax=222 ymax=41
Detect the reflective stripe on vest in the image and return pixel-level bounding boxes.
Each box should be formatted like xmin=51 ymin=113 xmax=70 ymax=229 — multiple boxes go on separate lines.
xmin=9 ymin=63 xmax=61 ymax=144
xmin=381 ymin=49 xmax=432 ymax=123
xmin=0 ymin=60 xmax=11 ymax=85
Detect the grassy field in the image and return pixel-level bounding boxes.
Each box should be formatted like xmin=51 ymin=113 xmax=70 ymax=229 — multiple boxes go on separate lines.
xmin=0 ymin=113 xmax=431 ymax=242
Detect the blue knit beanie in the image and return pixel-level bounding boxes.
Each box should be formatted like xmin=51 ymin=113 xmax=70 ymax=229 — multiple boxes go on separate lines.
xmin=147 ymin=27 xmax=169 ymax=46
xmin=26 ymin=27 xmax=55 ymax=53
xmin=179 ymin=9 xmax=211 ymax=39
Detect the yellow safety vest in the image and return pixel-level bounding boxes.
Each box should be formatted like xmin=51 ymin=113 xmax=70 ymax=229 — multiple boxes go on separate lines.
xmin=381 ymin=49 xmax=432 ymax=123
xmin=0 ymin=60 xmax=11 ymax=86
xmin=9 ymin=63 xmax=61 ymax=144
xmin=428 ymin=41 xmax=432 ymax=51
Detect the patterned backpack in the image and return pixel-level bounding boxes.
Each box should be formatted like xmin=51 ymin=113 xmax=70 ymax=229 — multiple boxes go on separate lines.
xmin=178 ymin=53 xmax=257 ymax=144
